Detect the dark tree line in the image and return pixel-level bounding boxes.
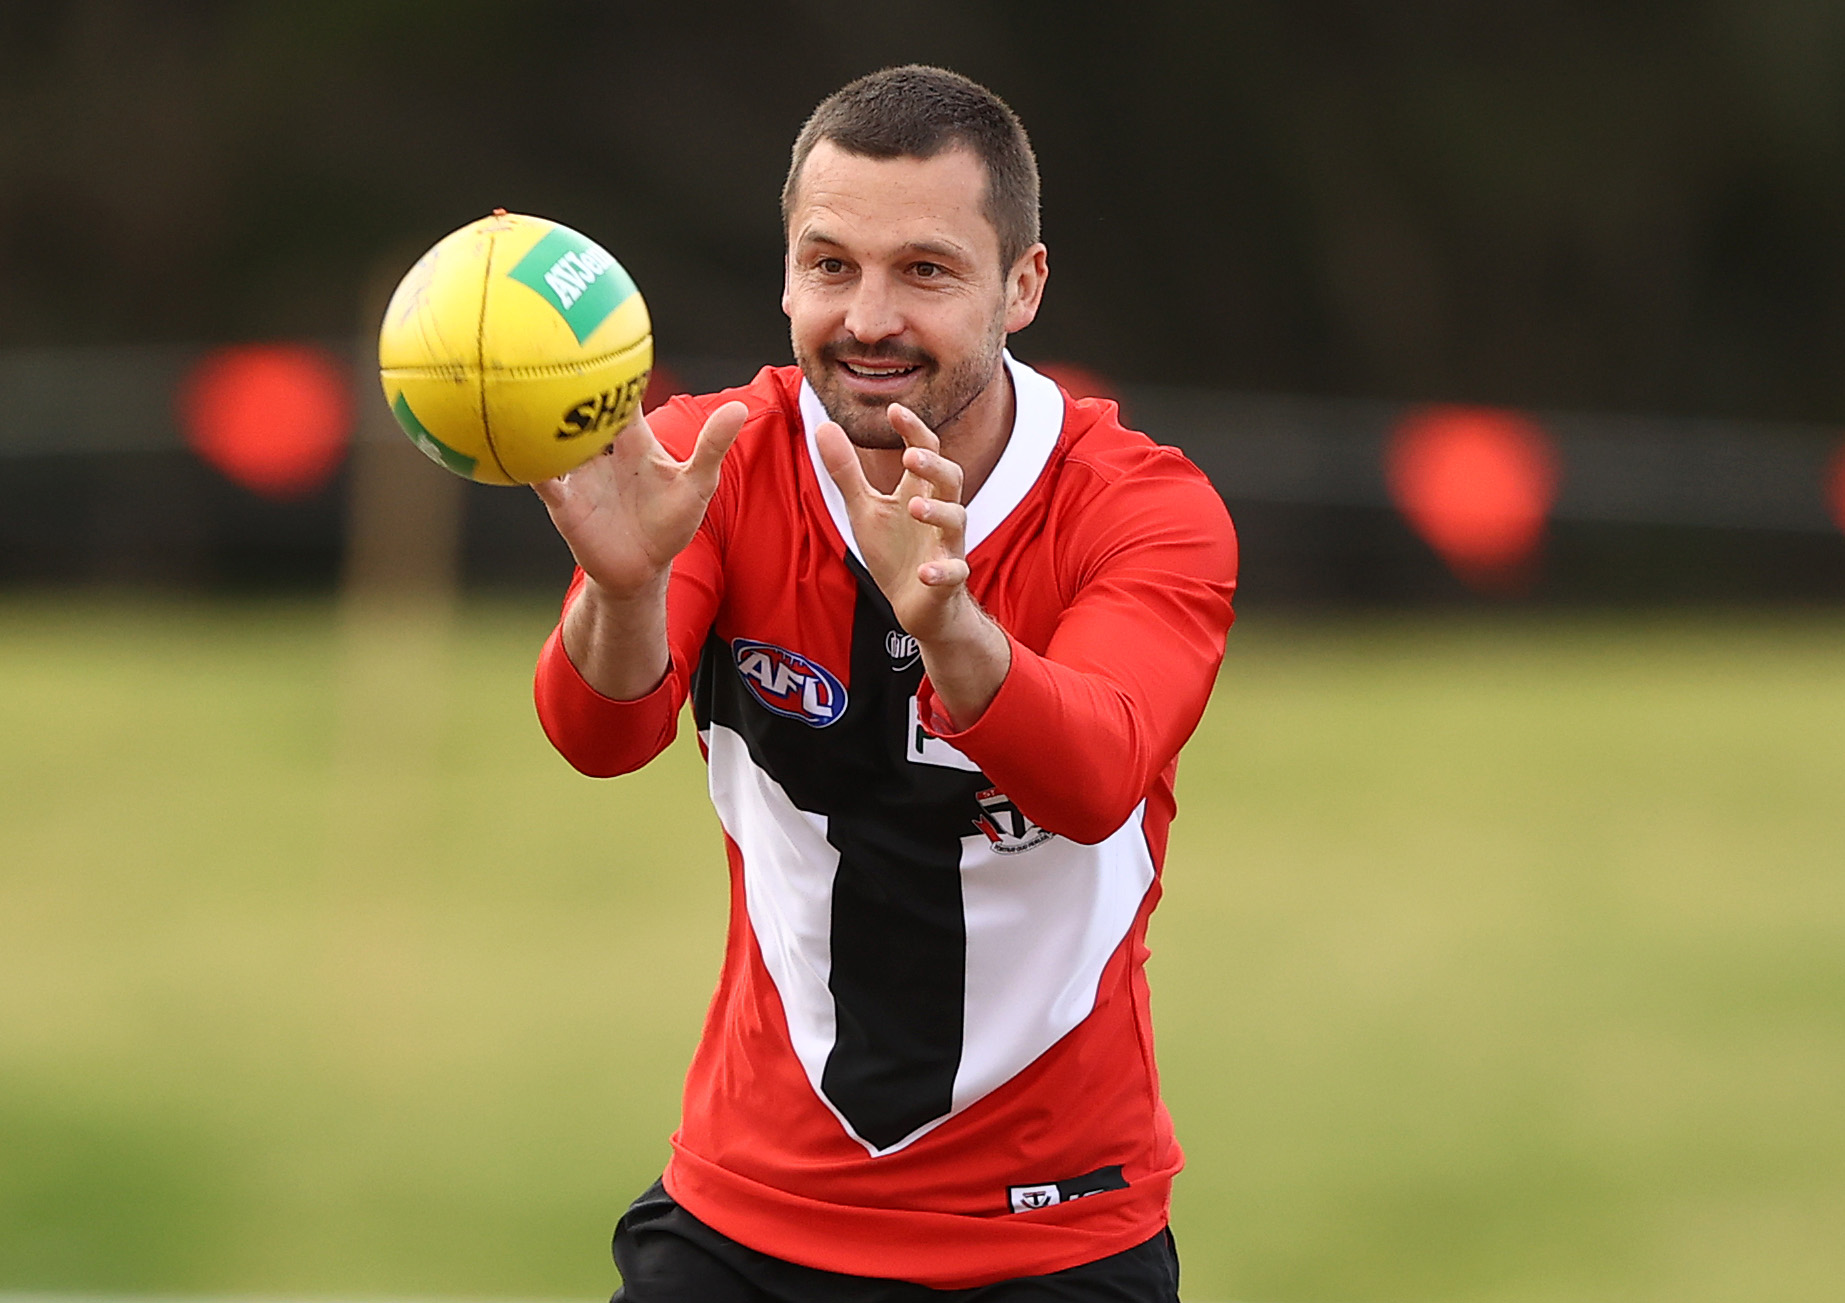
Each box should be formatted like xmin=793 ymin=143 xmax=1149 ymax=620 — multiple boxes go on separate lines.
xmin=3 ymin=0 xmax=1843 ymax=423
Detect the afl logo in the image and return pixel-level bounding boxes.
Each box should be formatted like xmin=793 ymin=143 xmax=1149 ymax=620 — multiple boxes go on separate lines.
xmin=733 ymin=639 xmax=848 ymax=727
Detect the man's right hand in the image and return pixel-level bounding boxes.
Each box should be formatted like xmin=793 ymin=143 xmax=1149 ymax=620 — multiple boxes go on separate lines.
xmin=533 ymin=399 xmax=748 ymax=598
xmin=532 ymin=399 xmax=746 ymax=699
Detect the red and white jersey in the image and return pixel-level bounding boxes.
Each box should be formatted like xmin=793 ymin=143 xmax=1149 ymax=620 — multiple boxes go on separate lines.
xmin=534 ymin=355 xmax=1237 ymax=1287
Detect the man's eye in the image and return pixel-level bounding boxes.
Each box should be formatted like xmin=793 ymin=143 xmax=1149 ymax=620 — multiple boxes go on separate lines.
xmin=913 ymin=262 xmax=942 ymax=278
xmin=816 ymin=257 xmax=846 ymax=275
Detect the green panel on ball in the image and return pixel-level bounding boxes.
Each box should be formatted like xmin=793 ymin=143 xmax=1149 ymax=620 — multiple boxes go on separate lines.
xmin=505 ymin=224 xmax=638 ymax=345
xmin=392 ymin=392 xmax=478 ymax=477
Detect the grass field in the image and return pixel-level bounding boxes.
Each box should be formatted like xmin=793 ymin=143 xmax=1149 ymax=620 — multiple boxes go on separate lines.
xmin=1 ymin=596 xmax=1841 ymax=1302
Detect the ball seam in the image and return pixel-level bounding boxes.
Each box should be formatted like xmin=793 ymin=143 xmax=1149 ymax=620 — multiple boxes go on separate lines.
xmin=474 ymin=229 xmax=514 ymax=482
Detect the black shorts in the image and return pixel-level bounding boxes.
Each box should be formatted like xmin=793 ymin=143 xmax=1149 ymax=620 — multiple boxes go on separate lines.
xmin=610 ymin=1178 xmax=1181 ymax=1303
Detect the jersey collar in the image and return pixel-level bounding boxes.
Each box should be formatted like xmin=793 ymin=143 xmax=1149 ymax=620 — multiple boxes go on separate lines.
xmin=799 ymin=351 xmax=1065 ymax=566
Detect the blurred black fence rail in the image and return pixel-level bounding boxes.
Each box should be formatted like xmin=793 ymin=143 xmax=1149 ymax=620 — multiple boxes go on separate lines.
xmin=2 ymin=343 xmax=1843 ymax=605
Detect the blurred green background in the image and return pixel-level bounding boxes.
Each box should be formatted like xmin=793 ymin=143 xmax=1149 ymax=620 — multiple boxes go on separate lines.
xmin=2 ymin=599 xmax=1839 ymax=1302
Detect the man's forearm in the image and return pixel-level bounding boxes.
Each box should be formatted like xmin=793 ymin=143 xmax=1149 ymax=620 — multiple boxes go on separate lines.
xmin=916 ymin=592 xmax=1013 ymax=731
xmin=561 ymin=573 xmax=674 ymax=702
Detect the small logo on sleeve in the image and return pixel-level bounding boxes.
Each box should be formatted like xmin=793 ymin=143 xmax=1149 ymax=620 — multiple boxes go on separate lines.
xmin=1007 ymin=1165 xmax=1128 ymax=1214
xmin=885 ymin=630 xmax=921 ymax=670
xmin=732 ymin=639 xmax=847 ymax=727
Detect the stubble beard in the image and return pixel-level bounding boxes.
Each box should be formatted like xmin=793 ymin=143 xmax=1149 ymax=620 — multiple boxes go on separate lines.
xmin=796 ymin=312 xmax=1008 ymax=451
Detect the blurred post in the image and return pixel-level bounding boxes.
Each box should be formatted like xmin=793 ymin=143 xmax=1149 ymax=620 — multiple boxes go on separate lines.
xmin=326 ymin=266 xmax=466 ymax=879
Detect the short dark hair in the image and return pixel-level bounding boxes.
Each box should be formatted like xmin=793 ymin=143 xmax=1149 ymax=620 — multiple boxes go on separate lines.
xmin=782 ymin=65 xmax=1041 ymax=271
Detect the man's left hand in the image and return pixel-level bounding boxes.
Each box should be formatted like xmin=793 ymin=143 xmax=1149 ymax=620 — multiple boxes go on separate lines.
xmin=815 ymin=403 xmax=1011 ymax=728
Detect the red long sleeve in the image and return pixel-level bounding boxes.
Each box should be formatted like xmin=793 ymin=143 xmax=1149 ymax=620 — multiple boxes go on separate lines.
xmin=532 ymin=395 xmax=735 ymax=777
xmin=917 ymin=446 xmax=1237 ymax=843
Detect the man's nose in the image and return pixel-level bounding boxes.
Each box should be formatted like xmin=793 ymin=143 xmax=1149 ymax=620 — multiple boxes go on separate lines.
xmin=842 ymin=271 xmax=902 ymax=344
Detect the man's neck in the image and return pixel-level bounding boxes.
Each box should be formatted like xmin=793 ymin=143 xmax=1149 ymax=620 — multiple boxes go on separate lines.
xmin=856 ymin=361 xmax=1015 ymax=502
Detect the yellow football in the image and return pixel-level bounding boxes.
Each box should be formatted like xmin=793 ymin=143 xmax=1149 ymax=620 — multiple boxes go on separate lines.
xmin=378 ymin=210 xmax=653 ymax=485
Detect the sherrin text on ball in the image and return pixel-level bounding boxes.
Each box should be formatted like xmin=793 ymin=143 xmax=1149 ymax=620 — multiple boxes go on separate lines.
xmin=378 ymin=211 xmax=653 ymax=485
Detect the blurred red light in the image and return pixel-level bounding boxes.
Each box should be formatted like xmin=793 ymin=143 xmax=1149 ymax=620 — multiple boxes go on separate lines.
xmin=1828 ymin=442 xmax=1845 ymax=535
xmin=177 ymin=344 xmax=353 ymax=498
xmin=1034 ymin=361 xmax=1121 ymax=405
xmin=1386 ymin=405 xmax=1560 ymax=594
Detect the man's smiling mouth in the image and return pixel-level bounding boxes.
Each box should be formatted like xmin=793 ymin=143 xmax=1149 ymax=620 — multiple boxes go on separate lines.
xmin=842 ymin=361 xmax=921 ymax=378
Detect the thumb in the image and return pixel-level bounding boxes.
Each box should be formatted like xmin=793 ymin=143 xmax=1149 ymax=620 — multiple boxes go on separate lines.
xmin=684 ymin=400 xmax=747 ymax=494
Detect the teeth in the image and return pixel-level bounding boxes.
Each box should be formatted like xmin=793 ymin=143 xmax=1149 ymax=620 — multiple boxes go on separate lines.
xmin=845 ymin=363 xmax=914 ymax=377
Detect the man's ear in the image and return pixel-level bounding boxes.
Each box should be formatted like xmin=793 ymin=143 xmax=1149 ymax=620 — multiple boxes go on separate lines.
xmin=781 ymin=253 xmax=793 ymax=317
xmin=1004 ymin=244 xmax=1049 ymax=334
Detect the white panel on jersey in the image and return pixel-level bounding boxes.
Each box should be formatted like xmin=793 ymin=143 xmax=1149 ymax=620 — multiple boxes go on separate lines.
xmin=954 ymin=804 xmax=1155 ymax=1116
xmin=706 ymin=720 xmax=1155 ymax=1156
xmin=706 ymin=721 xmax=953 ymax=1156
xmin=800 ymin=352 xmax=1065 ymax=566
xmin=701 ymin=723 xmax=842 ymax=1103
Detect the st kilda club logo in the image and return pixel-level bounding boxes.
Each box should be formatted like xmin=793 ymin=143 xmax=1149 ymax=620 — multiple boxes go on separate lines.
xmin=975 ymin=787 xmax=1054 ymax=854
xmin=732 ymin=639 xmax=848 ymax=727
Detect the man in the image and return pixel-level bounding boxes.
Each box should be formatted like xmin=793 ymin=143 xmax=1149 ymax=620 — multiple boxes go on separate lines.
xmin=533 ymin=65 xmax=1236 ymax=1301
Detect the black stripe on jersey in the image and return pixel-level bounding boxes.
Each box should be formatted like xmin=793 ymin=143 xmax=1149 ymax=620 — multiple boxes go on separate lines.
xmin=822 ymin=805 xmax=964 ymax=1149
xmin=1059 ymin=1164 xmax=1130 ymax=1200
xmin=692 ymin=559 xmax=988 ymax=1150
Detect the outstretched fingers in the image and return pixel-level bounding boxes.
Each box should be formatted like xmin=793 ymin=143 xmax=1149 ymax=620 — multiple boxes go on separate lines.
xmin=900 ymin=444 xmax=965 ymax=506
xmin=918 ymin=555 xmax=971 ymax=588
xmin=889 ymin=404 xmax=962 ymax=504
xmin=908 ymin=492 xmax=968 ymax=555
xmin=909 ymin=496 xmax=970 ymax=589
xmin=887 ymin=403 xmax=942 ymax=454
xmin=531 ymin=428 xmax=622 ymax=516
xmin=532 ymin=408 xmax=652 ymax=508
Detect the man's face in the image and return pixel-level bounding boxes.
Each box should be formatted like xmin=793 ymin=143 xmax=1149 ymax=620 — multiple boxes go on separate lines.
xmin=783 ymin=139 xmax=1042 ymax=450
